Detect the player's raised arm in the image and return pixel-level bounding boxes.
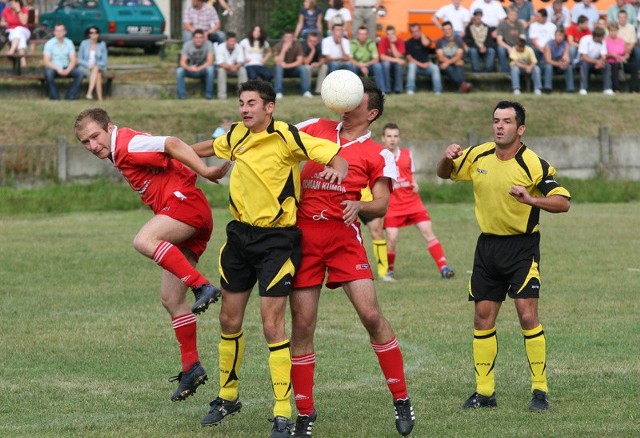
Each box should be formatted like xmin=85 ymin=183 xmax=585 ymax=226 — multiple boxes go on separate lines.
xmin=191 ymin=139 xmax=217 ymax=158
xmin=317 ymin=154 xmax=348 ymax=184
xmin=437 ymin=143 xmax=463 ymax=179
xmin=165 ymin=137 xmax=231 ymax=183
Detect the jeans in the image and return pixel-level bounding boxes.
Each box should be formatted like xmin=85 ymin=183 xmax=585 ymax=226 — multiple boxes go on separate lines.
xmin=510 ymin=65 xmax=542 ymax=91
xmin=381 ymin=60 xmax=404 ymax=93
xmin=246 ymin=64 xmax=273 ymax=82
xmin=44 ymin=67 xmax=83 ymax=100
xmin=406 ymin=62 xmax=442 ymax=93
xmin=176 ymin=66 xmax=215 ymax=99
xmin=497 ymin=45 xmax=511 ymax=73
xmin=326 ymin=61 xmax=358 ymax=74
xmin=542 ymin=64 xmax=574 ymax=92
xmin=468 ymin=47 xmax=496 ymax=72
xmin=441 ymin=64 xmax=465 ymax=88
xmin=578 ymin=61 xmax=611 ymax=91
xmin=356 ymin=62 xmax=385 ymax=92
xmin=274 ymin=65 xmax=310 ymax=94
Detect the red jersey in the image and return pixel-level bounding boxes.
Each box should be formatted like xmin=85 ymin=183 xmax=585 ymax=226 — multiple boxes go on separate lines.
xmin=566 ymin=24 xmax=591 ymax=44
xmin=111 ymin=127 xmax=198 ymax=214
xmin=386 ymin=148 xmax=427 ymax=218
xmin=296 ymin=118 xmax=396 ymax=222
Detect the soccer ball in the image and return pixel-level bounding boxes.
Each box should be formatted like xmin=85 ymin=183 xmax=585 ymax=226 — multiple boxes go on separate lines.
xmin=321 ymin=70 xmax=364 ymax=113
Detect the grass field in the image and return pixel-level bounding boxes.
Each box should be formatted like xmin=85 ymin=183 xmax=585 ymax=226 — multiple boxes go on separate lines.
xmin=1 ymin=202 xmax=639 ymax=437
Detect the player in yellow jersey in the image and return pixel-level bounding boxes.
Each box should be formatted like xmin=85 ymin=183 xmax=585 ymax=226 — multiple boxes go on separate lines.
xmin=192 ymin=80 xmax=348 ymax=437
xmin=358 ymin=186 xmax=390 ymax=280
xmin=437 ymin=101 xmax=570 ymax=412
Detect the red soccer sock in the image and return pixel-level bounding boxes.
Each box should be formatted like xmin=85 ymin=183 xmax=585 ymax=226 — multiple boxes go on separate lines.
xmin=371 ymin=337 xmax=408 ymax=400
xmin=291 ymin=353 xmax=316 ymax=415
xmin=427 ymin=239 xmax=447 ymax=272
xmin=388 ymin=251 xmax=396 ymax=272
xmin=153 ymin=241 xmax=208 ymax=288
xmin=172 ymin=313 xmax=200 ymax=372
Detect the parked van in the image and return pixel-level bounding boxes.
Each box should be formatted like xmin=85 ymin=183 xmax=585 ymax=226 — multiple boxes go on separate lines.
xmin=40 ymin=0 xmax=167 ymax=54
xmin=375 ymin=0 xmax=618 ymax=41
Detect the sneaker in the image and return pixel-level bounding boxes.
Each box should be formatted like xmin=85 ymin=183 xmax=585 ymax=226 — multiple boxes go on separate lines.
xmin=393 ymin=398 xmax=416 ymax=437
xmin=440 ymin=266 xmax=455 ymax=279
xmin=168 ymin=362 xmax=207 ymax=401
xmin=382 ymin=271 xmax=396 ymax=282
xmin=302 ymin=91 xmax=313 ymax=98
xmin=276 ymin=92 xmax=284 ymax=100
xmin=513 ymin=89 xmax=521 ymax=96
xmin=269 ymin=416 xmax=294 ymax=438
xmin=462 ymin=392 xmax=497 ymax=409
xmin=529 ymin=389 xmax=549 ymax=412
xmin=292 ymin=410 xmax=317 ymax=437
xmin=406 ymin=90 xmax=415 ymax=95
xmin=200 ymin=397 xmax=242 ymax=426
xmin=603 ymin=89 xmax=614 ymax=96
xmin=534 ymin=89 xmax=542 ymax=95
xmin=192 ymin=283 xmax=221 ymax=315
xmin=434 ymin=91 xmax=442 ymax=96
xmin=579 ymin=89 xmax=588 ymax=96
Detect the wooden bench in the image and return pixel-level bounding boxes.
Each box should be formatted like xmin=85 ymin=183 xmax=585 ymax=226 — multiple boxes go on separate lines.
xmin=0 ymin=53 xmax=42 ymax=75
xmin=0 ymin=72 xmax=115 ymax=96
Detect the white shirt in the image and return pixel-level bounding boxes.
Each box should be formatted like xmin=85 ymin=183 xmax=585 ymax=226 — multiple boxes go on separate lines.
xmin=571 ymin=3 xmax=600 ymax=30
xmin=546 ymin=5 xmax=571 ymax=29
xmin=239 ymin=38 xmax=269 ymax=66
xmin=529 ymin=21 xmax=557 ymax=50
xmin=435 ymin=4 xmax=472 ymax=33
xmin=215 ymin=43 xmax=245 ymax=65
xmin=470 ymin=0 xmax=507 ymax=28
xmin=321 ymin=35 xmax=351 ymax=59
xmin=578 ymin=35 xmax=607 ymax=61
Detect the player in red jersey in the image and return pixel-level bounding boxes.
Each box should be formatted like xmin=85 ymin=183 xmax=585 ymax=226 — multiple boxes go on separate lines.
xmin=74 ymin=108 xmax=231 ymax=402
xmin=289 ymin=80 xmax=415 ymax=437
xmin=381 ymin=123 xmax=455 ymax=280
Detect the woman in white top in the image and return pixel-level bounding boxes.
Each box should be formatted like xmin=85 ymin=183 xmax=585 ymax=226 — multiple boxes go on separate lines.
xmin=324 ymin=0 xmax=352 ymax=38
xmin=77 ymin=26 xmax=108 ymax=101
xmin=239 ymin=24 xmax=273 ymax=82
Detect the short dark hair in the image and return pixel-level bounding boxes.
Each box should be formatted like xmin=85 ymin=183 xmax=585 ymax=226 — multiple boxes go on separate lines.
xmin=494 ymin=101 xmax=526 ymax=127
xmin=238 ymin=79 xmax=276 ymax=104
xmin=577 ymin=15 xmax=589 ymax=25
xmin=442 ymin=21 xmax=453 ymax=29
xmin=363 ymin=79 xmax=384 ymax=122
xmin=593 ymin=27 xmax=606 ymax=38
xmin=226 ymin=31 xmax=237 ymax=40
xmin=382 ymin=122 xmax=399 ymax=133
xmin=74 ymin=108 xmax=111 ymax=135
xmin=192 ymin=29 xmax=205 ymax=37
xmin=538 ymin=9 xmax=548 ymax=18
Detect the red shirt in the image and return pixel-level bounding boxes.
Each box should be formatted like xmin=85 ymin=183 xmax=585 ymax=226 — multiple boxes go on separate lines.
xmin=386 ymin=148 xmax=426 ymax=218
xmin=296 ymin=118 xmax=396 ymax=222
xmin=377 ymin=36 xmax=406 ymax=58
xmin=566 ymin=24 xmax=591 ymax=44
xmin=111 ymin=127 xmax=198 ymax=214
xmin=1 ymin=6 xmax=28 ymax=29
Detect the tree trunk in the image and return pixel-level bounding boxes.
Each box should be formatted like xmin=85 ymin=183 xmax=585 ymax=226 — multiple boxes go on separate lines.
xmin=226 ymin=0 xmax=245 ymax=36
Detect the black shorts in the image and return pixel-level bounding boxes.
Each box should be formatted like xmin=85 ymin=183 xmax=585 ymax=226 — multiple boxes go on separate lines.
xmin=219 ymin=220 xmax=302 ymax=297
xmin=358 ymin=213 xmax=372 ymax=226
xmin=469 ymin=233 xmax=541 ymax=302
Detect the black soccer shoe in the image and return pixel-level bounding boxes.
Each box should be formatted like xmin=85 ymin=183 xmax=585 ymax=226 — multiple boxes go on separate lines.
xmin=292 ymin=410 xmax=317 ymax=437
xmin=529 ymin=389 xmax=549 ymax=412
xmin=192 ymin=283 xmax=221 ymax=314
xmin=200 ymin=397 xmax=242 ymax=426
xmin=393 ymin=398 xmax=416 ymax=436
xmin=269 ymin=416 xmax=294 ymax=438
xmin=462 ymin=392 xmax=497 ymax=409
xmin=168 ymin=362 xmax=207 ymax=401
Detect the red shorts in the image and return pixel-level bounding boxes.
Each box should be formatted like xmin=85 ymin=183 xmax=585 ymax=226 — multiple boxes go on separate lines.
xmin=384 ymin=210 xmax=430 ymax=228
xmin=158 ymin=188 xmax=213 ymax=260
xmin=293 ymin=218 xmax=373 ymax=289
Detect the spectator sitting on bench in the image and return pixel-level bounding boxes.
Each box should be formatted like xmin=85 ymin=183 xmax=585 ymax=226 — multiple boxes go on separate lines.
xmin=542 ymin=27 xmax=574 ymax=94
xmin=350 ymin=25 xmax=385 ymax=93
xmin=273 ymin=28 xmax=312 ymax=99
xmin=239 ymin=24 xmax=273 ymax=82
xmin=176 ymin=29 xmax=215 ymax=100
xmin=510 ymin=38 xmax=542 ymax=96
xmin=78 ymin=26 xmax=108 ymax=101
xmin=405 ymin=22 xmax=442 ymax=95
xmin=436 ymin=21 xmax=472 ymax=93
xmin=183 ymin=0 xmax=225 ymax=44
xmin=301 ymin=30 xmax=328 ymax=95
xmin=463 ymin=8 xmax=496 ymax=73
xmin=1 ymin=0 xmax=31 ymax=68
xmin=215 ymin=31 xmax=247 ymax=100
xmin=43 ymin=23 xmax=83 ymax=100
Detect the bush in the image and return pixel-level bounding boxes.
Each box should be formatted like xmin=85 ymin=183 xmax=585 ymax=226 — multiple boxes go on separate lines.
xmin=269 ymin=0 xmax=301 ymax=39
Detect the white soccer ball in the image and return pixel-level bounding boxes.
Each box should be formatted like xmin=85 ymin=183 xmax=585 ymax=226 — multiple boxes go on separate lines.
xmin=321 ymin=70 xmax=364 ymax=113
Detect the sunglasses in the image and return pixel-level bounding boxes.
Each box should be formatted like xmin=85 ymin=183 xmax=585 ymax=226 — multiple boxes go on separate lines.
xmin=89 ymin=31 xmax=99 ymax=34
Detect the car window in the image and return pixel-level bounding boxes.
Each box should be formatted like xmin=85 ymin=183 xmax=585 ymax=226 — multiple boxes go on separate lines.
xmin=108 ymin=0 xmax=155 ymax=6
xmin=85 ymin=0 xmax=99 ymax=9
xmin=60 ymin=0 xmax=83 ymax=9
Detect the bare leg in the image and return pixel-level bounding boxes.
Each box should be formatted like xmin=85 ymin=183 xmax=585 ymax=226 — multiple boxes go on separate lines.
xmin=96 ymin=71 xmax=103 ymax=101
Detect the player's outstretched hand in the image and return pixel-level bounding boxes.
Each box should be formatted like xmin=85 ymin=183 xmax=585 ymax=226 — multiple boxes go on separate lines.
xmin=444 ymin=143 xmax=463 ymax=161
xmin=317 ymin=165 xmax=345 ymax=185
xmin=340 ymin=200 xmax=360 ymax=226
xmin=203 ymin=161 xmax=232 ymax=183
xmin=508 ymin=185 xmax=532 ymax=204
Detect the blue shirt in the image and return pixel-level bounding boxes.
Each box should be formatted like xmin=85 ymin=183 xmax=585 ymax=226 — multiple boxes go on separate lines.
xmin=44 ymin=37 xmax=76 ymax=69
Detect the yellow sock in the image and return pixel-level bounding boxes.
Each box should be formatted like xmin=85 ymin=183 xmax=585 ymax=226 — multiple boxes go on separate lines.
xmin=473 ymin=327 xmax=497 ymax=396
xmin=269 ymin=339 xmax=292 ymax=419
xmin=523 ymin=324 xmax=548 ymax=393
xmin=372 ymin=239 xmax=389 ymax=278
xmin=218 ymin=330 xmax=244 ymax=401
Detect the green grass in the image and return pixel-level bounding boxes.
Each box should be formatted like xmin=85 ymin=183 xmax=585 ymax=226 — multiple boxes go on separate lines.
xmin=1 ymin=203 xmax=639 ymax=437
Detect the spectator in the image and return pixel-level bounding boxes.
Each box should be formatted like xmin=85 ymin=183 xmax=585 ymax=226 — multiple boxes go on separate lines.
xmin=608 ymin=0 xmax=637 ymax=29
xmin=212 ymin=115 xmax=232 ymax=139
xmin=212 ymin=0 xmax=231 ymax=17
xmin=595 ymin=17 xmax=609 ymax=37
xmin=405 ymin=22 xmax=443 ymax=95
xmin=510 ymin=38 xmax=542 ymax=95
xmin=546 ymin=0 xmax=571 ymax=30
xmin=1 ymin=0 xmax=30 ymax=68
xmin=321 ymin=23 xmax=357 ymax=73
xmin=436 ymin=21 xmax=473 ymax=93
xmin=469 ymin=0 xmax=507 ymax=29
xmin=239 ymin=24 xmax=273 ymax=82
xmin=497 ymin=7 xmax=526 ymax=72
xmin=571 ymin=0 xmax=599 ymax=30
xmin=351 ymin=0 xmax=381 ymax=40
xmin=78 ymin=26 xmax=108 ymax=101
xmin=577 ymin=28 xmax=612 ymax=95
xmin=176 ymin=29 xmax=215 ymax=100
xmin=294 ymin=0 xmax=323 ymax=40
xmin=605 ymin=22 xmax=626 ymax=93
xmin=183 ymin=0 xmax=224 ymax=44
xmin=433 ymin=0 xmax=471 ymax=37
xmin=542 ymin=27 xmax=574 ymax=93
xmin=378 ymin=25 xmax=406 ymax=94
xmin=302 ymin=30 xmax=328 ymax=95
xmin=324 ymin=0 xmax=352 ymax=38
xmin=43 ymin=23 xmax=83 ymax=100
xmin=215 ymin=31 xmax=247 ymax=100
xmin=511 ymin=0 xmax=535 ymax=31
xmin=464 ymin=8 xmax=497 ymax=72
xmin=350 ymin=25 xmax=385 ymax=92
xmin=567 ymin=15 xmax=592 ymax=61
xmin=617 ymin=9 xmax=639 ymax=92
xmin=528 ymin=9 xmax=557 ymax=64
xmin=273 ymin=28 xmax=312 ymax=99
